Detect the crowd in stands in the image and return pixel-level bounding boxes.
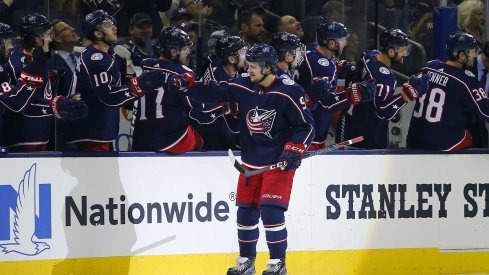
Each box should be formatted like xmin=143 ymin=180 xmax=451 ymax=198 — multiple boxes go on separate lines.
xmin=0 ymin=0 xmax=488 ymax=153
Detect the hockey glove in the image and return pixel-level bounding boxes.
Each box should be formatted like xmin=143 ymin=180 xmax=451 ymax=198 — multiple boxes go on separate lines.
xmin=130 ymin=70 xmax=165 ymax=97
xmin=304 ymin=78 xmax=332 ymax=107
xmin=279 ymin=142 xmax=306 ymax=171
xmin=170 ymin=72 xmax=195 ymax=90
xmin=402 ymin=74 xmax=430 ymax=101
xmin=346 ymin=79 xmax=376 ymax=104
xmin=336 ymin=60 xmax=357 ymax=78
xmin=51 ymin=95 xmax=88 ymax=121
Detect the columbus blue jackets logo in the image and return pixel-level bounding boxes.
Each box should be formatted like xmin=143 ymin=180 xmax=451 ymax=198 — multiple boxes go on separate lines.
xmin=0 ymin=164 xmax=51 ymax=256
xmin=318 ymin=58 xmax=329 ymax=66
xmin=246 ymin=107 xmax=276 ymax=138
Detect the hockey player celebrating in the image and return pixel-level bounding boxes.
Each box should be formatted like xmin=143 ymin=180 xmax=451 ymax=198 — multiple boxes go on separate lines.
xmin=194 ymin=35 xmax=247 ymax=150
xmin=172 ymin=43 xmax=314 ymax=275
xmin=296 ymin=19 xmax=359 ymax=150
xmin=336 ymin=28 xmax=429 ymax=148
xmin=131 ymin=26 xmax=210 ymax=153
xmin=407 ymin=32 xmax=489 ymax=151
xmin=66 ymin=10 xmax=166 ymax=151
xmin=270 ymin=32 xmax=303 ymax=79
xmin=3 ymin=15 xmax=88 ymax=151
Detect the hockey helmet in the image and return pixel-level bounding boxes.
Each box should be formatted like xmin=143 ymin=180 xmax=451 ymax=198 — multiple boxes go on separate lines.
xmin=81 ymin=10 xmax=116 ymax=41
xmin=159 ymin=26 xmax=193 ymax=54
xmin=0 ymin=22 xmax=15 ymax=41
xmin=379 ymin=28 xmax=411 ymax=54
xmin=446 ymin=31 xmax=479 ymax=61
xmin=270 ymin=32 xmax=302 ymax=60
xmin=245 ymin=43 xmax=278 ymax=71
xmin=215 ymin=35 xmax=246 ymax=59
xmin=19 ymin=13 xmax=51 ymax=40
xmin=316 ymin=18 xmax=349 ymax=47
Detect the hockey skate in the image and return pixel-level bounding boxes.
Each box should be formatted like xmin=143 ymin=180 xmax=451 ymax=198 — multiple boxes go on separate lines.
xmin=227 ymin=256 xmax=256 ymax=275
xmin=262 ymin=258 xmax=286 ymax=275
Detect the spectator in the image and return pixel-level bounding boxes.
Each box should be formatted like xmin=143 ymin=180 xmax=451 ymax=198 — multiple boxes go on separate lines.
xmin=278 ymin=15 xmax=304 ymax=39
xmin=321 ymin=0 xmax=350 ymax=24
xmin=170 ymin=7 xmax=191 ymax=27
xmin=237 ymin=9 xmax=265 ymax=45
xmin=0 ymin=0 xmax=15 ymax=22
xmin=458 ymin=0 xmax=485 ymax=48
xmin=126 ymin=12 xmax=154 ymax=59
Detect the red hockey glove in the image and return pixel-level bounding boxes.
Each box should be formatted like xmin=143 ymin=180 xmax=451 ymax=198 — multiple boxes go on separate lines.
xmin=130 ymin=70 xmax=166 ymax=97
xmin=20 ymin=71 xmax=44 ymax=88
xmin=171 ymin=72 xmax=195 ymax=90
xmin=336 ymin=60 xmax=357 ymax=78
xmin=279 ymin=142 xmax=306 ymax=171
xmin=402 ymin=74 xmax=430 ymax=101
xmin=51 ymin=95 xmax=88 ymax=121
xmin=345 ymin=82 xmax=362 ymax=105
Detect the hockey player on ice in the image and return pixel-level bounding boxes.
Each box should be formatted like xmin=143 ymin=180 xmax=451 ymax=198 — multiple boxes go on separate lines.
xmin=171 ymin=43 xmax=314 ymax=275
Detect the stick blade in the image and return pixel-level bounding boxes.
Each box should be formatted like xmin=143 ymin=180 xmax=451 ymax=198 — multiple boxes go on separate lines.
xmin=228 ymin=149 xmax=245 ymax=174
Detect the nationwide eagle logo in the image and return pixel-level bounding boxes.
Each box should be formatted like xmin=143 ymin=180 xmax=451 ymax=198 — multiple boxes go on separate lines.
xmin=0 ymin=164 xmax=50 ymax=256
xmin=246 ymin=106 xmax=276 ymax=138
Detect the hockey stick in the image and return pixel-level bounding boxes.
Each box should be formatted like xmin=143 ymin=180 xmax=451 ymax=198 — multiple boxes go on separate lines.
xmin=228 ymin=136 xmax=364 ymax=177
xmin=113 ymin=45 xmax=142 ymax=151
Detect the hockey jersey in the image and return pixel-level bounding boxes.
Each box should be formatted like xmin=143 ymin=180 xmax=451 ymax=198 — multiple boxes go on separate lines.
xmin=132 ymin=58 xmax=215 ymax=151
xmin=296 ymin=42 xmax=349 ymax=147
xmin=336 ymin=50 xmax=407 ymax=148
xmin=67 ymin=44 xmax=140 ymax=144
xmin=189 ymin=74 xmax=315 ymax=167
xmin=3 ymin=48 xmax=52 ymax=148
xmin=193 ymin=59 xmax=240 ymax=150
xmin=408 ymin=60 xmax=489 ymax=151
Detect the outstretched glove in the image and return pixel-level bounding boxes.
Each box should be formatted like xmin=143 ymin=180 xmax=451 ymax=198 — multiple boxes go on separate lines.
xmin=402 ymin=73 xmax=430 ymax=101
xmin=51 ymin=95 xmax=88 ymax=121
xmin=336 ymin=60 xmax=357 ymax=78
xmin=304 ymin=78 xmax=332 ymax=107
xmin=346 ymin=79 xmax=376 ymax=104
xmin=130 ymin=70 xmax=165 ymax=97
xmin=279 ymin=142 xmax=306 ymax=171
xmin=170 ymin=72 xmax=195 ymax=91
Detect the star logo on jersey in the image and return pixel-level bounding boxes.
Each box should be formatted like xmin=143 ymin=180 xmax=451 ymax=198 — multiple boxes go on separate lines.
xmin=125 ymin=91 xmax=131 ymax=98
xmin=246 ymin=107 xmax=276 ymax=139
xmin=392 ymin=104 xmax=399 ymax=109
xmin=211 ymin=113 xmax=216 ymax=119
xmin=26 ymin=86 xmax=34 ymax=91
xmin=42 ymin=108 xmax=47 ymax=115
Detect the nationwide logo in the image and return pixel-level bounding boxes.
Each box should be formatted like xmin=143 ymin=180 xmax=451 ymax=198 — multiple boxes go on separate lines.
xmin=0 ymin=164 xmax=52 ymax=256
xmin=246 ymin=106 xmax=276 ymax=138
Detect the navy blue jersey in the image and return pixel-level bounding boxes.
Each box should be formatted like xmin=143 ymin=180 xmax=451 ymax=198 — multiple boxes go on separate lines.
xmin=3 ymin=48 xmax=53 ymax=148
xmin=296 ymin=42 xmax=349 ymax=146
xmin=189 ymin=74 xmax=315 ymax=167
xmin=67 ymin=44 xmax=140 ymax=144
xmin=193 ymin=60 xmax=240 ymax=150
xmin=0 ymin=62 xmax=43 ymax=146
xmin=131 ymin=58 xmax=214 ymax=151
xmin=336 ymin=50 xmax=407 ymax=148
xmin=408 ymin=60 xmax=489 ymax=151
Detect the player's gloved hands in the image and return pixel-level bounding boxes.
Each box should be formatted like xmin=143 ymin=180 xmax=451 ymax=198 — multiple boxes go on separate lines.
xmin=170 ymin=72 xmax=195 ymax=91
xmin=346 ymin=79 xmax=376 ymax=104
xmin=336 ymin=60 xmax=357 ymax=77
xmin=130 ymin=70 xmax=165 ymax=97
xmin=402 ymin=74 xmax=430 ymax=101
xmin=51 ymin=95 xmax=88 ymax=121
xmin=304 ymin=78 xmax=332 ymax=107
xmin=131 ymin=51 xmax=143 ymax=67
xmin=279 ymin=142 xmax=306 ymax=171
